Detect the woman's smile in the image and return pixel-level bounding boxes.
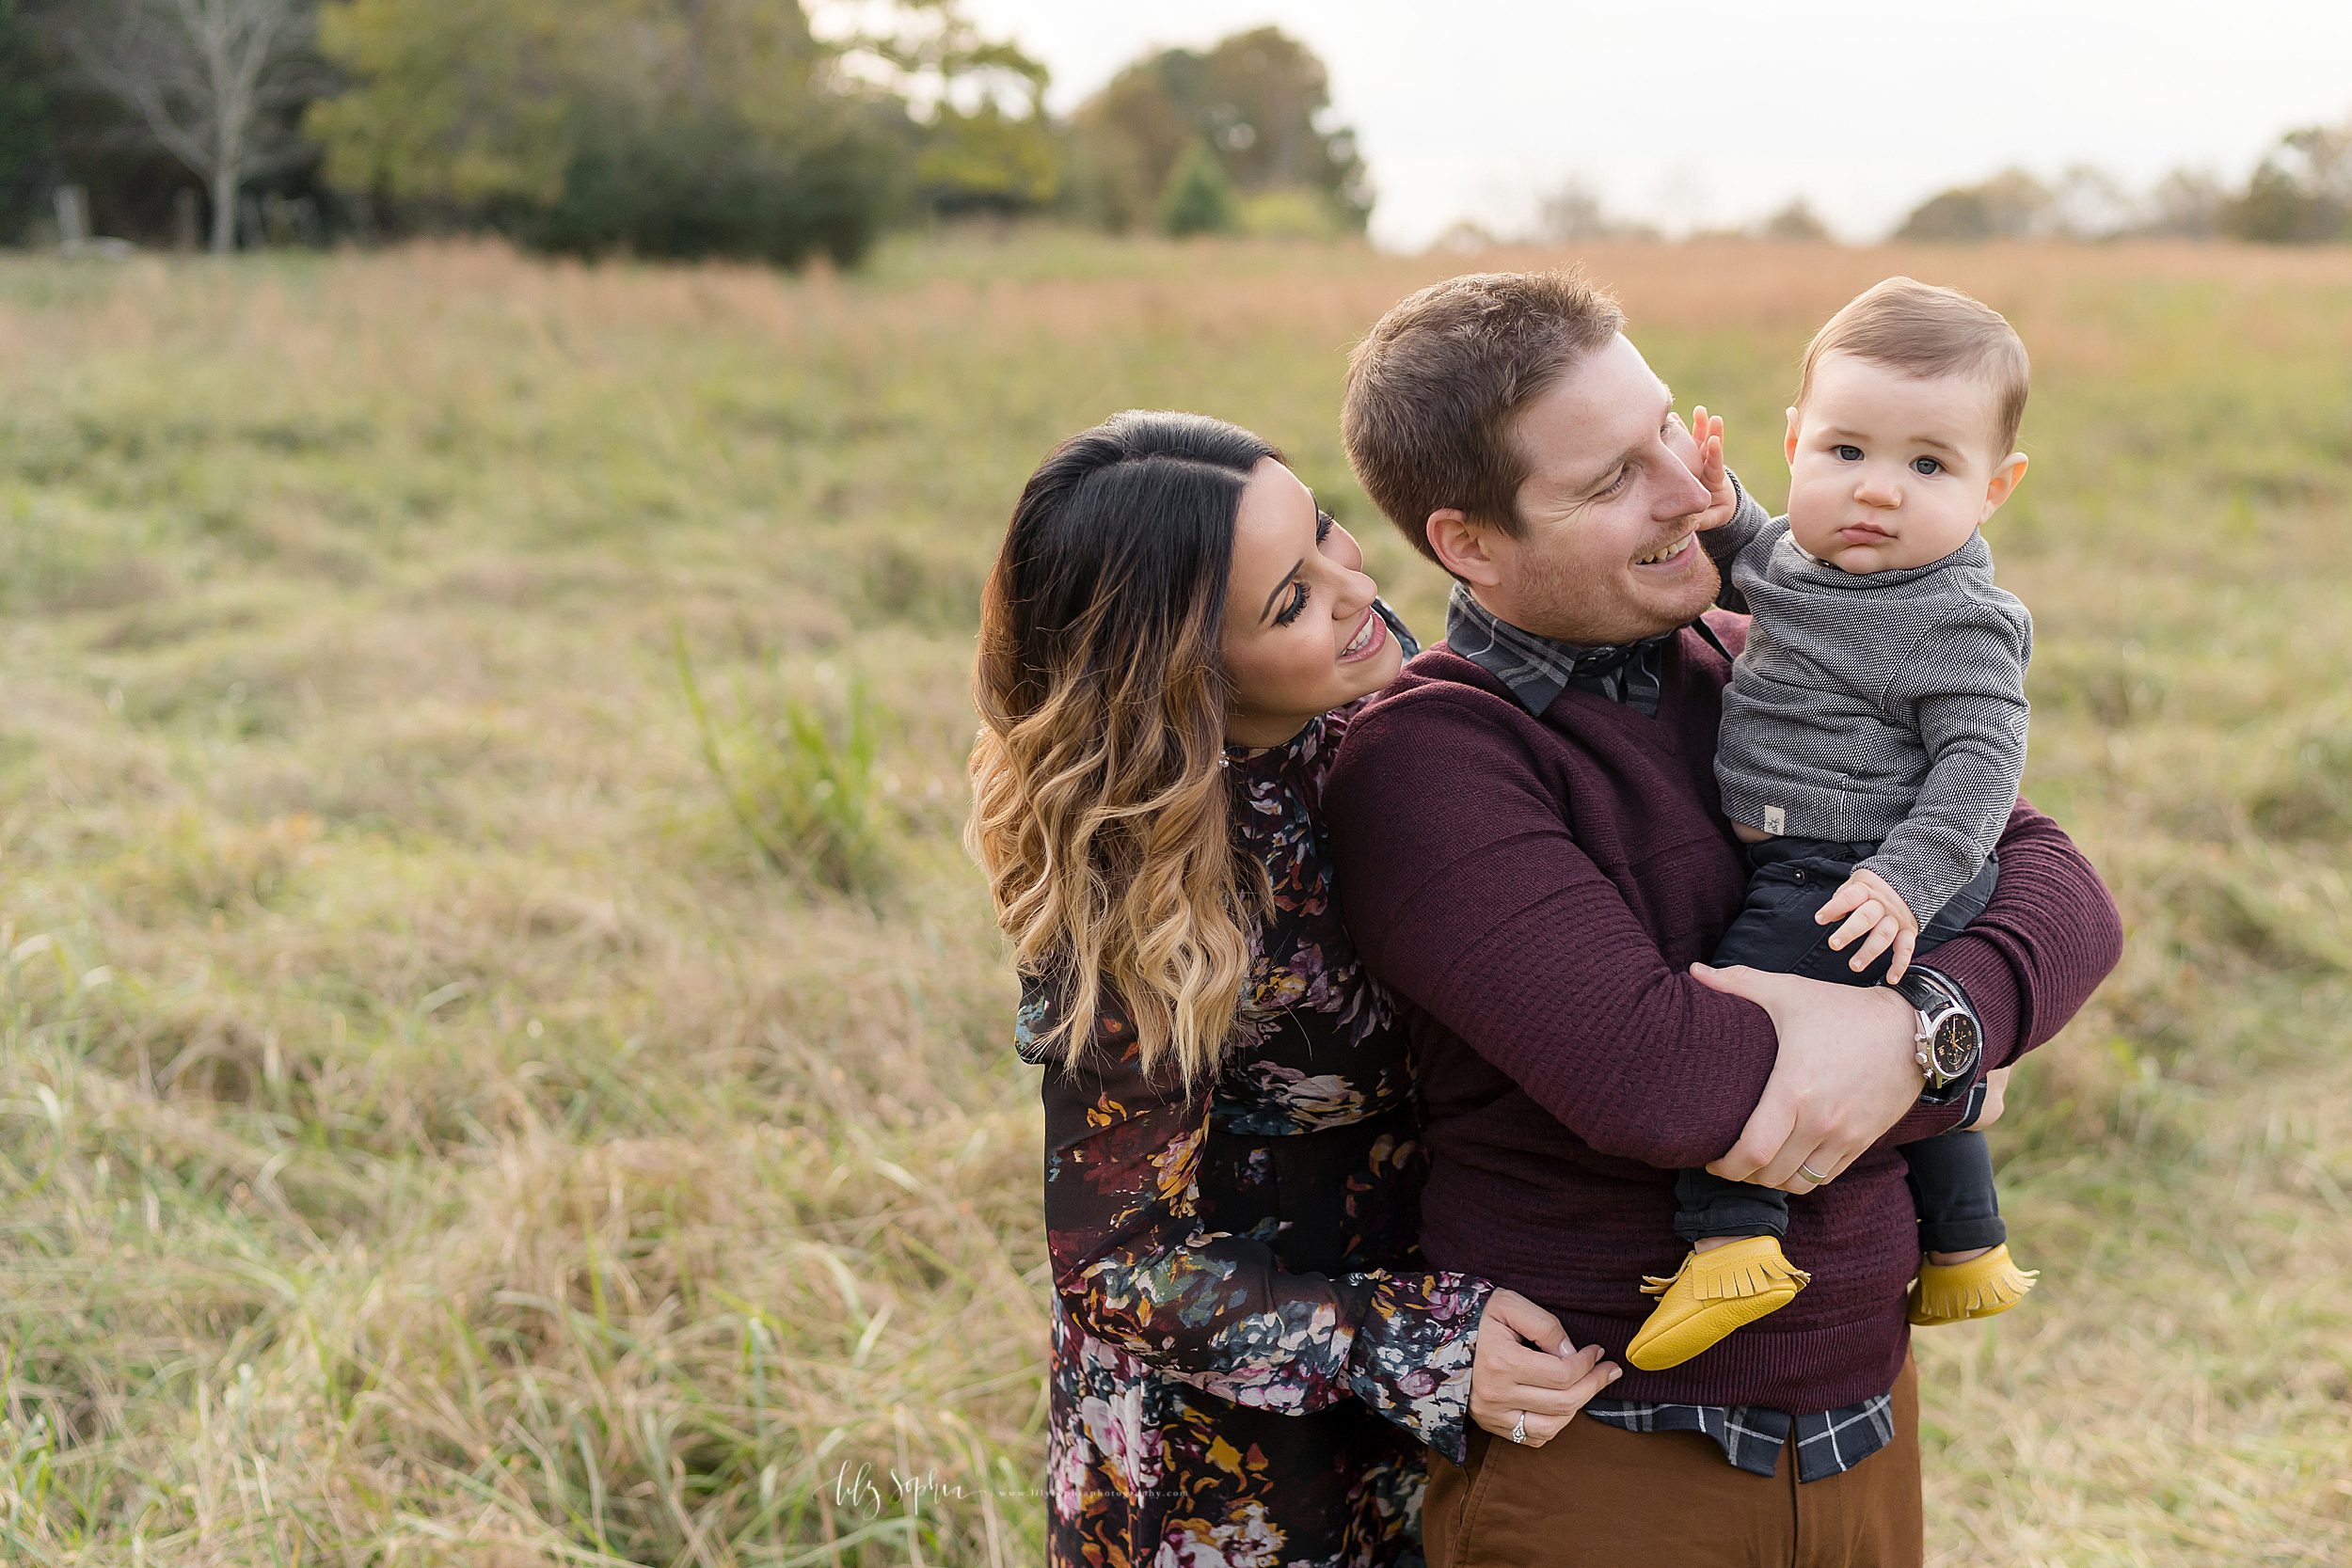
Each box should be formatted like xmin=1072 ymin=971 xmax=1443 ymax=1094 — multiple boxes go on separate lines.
xmin=1337 ymin=606 xmax=1387 ymax=663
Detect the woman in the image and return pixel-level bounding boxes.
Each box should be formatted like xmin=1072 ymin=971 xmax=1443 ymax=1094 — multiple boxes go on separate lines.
xmin=967 ymin=412 xmax=1621 ymax=1567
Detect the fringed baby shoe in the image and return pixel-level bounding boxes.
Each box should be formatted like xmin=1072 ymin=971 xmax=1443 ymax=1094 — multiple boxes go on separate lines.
xmin=1907 ymin=1244 xmax=2039 ymax=1326
xmin=1626 ymin=1236 xmax=1812 ymax=1371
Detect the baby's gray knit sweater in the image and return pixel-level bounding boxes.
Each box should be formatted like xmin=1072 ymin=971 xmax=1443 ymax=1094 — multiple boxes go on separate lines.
xmin=1707 ymin=480 xmax=2031 ymax=925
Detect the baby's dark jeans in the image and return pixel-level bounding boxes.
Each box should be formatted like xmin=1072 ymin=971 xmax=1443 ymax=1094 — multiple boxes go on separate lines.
xmin=1675 ymin=838 xmax=2009 ymax=1257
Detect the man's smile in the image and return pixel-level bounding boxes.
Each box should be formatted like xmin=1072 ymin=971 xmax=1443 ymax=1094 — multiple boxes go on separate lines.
xmin=1632 ymin=532 xmax=1695 ymax=567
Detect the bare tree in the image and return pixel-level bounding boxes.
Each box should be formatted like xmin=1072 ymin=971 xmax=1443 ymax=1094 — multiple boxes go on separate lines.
xmin=2050 ymin=164 xmax=2134 ymax=240
xmin=2143 ymin=169 xmax=2228 ymax=239
xmin=1532 ymin=175 xmax=1660 ymax=245
xmin=1761 ymin=198 xmax=1832 ymax=243
xmin=53 ymin=0 xmax=323 ymax=253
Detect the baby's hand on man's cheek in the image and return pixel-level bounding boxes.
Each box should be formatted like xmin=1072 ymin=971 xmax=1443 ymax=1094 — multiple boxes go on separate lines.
xmin=1684 ymin=405 xmax=1737 ymax=529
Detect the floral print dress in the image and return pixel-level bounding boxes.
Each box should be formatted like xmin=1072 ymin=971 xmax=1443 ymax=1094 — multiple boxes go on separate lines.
xmin=1017 ymin=702 xmax=1494 ymax=1568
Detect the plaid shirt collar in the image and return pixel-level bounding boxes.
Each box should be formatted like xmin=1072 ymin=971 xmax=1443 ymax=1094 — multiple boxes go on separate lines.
xmin=1443 ymin=581 xmax=1725 ymax=720
xmin=1582 ymin=1392 xmax=1897 ymax=1482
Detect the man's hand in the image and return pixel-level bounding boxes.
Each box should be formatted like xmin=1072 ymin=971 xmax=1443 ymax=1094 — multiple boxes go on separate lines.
xmin=1816 ymin=866 xmax=1921 ymax=981
xmin=1469 ymin=1289 xmax=1621 ymax=1448
xmin=1689 ymin=962 xmax=1922 ymax=1193
xmin=1974 ymin=1065 xmax=2011 ymax=1128
xmin=1675 ymin=405 xmax=1740 ymax=533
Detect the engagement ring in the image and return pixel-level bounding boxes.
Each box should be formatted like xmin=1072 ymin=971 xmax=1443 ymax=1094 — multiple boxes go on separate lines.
xmin=1508 ymin=1412 xmax=1528 ymax=1445
xmin=1799 ymin=1164 xmax=1832 ymax=1184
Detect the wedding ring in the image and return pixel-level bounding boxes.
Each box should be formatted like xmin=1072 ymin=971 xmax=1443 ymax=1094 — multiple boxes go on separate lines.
xmin=1798 ymin=1163 xmax=1832 ymax=1184
xmin=1509 ymin=1412 xmax=1528 ymax=1445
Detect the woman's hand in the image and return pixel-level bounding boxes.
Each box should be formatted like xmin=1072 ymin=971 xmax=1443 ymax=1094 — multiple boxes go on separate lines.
xmin=1469 ymin=1289 xmax=1621 ymax=1448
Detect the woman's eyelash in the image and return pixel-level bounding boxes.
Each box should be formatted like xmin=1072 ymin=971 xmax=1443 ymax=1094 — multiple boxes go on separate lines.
xmin=1315 ymin=509 xmax=1335 ymax=544
xmin=1274 ymin=581 xmax=1310 ymax=626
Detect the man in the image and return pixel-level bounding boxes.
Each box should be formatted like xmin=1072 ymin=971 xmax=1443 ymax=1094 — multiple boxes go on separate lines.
xmin=1323 ymin=271 xmax=2121 ymax=1566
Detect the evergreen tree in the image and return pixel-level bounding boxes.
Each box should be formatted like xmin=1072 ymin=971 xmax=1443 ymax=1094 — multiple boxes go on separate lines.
xmin=0 ymin=0 xmax=53 ymax=237
xmin=1158 ymin=139 xmax=1232 ymax=237
xmin=1068 ymin=27 xmax=1365 ymax=235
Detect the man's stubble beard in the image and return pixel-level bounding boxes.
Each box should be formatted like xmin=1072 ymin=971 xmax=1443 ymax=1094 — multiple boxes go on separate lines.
xmin=1509 ymin=540 xmax=1723 ymax=648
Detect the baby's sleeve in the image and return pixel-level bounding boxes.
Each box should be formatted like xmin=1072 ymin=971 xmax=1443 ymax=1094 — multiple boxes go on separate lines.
xmin=1862 ymin=600 xmax=2034 ymax=923
xmin=1702 ymin=471 xmax=1773 ymax=617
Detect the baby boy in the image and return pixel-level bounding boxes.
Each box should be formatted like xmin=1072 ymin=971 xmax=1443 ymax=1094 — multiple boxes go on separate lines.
xmin=1629 ymin=277 xmax=2043 ymax=1371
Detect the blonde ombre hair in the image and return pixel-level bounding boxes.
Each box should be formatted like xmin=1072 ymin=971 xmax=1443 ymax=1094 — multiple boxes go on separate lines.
xmin=966 ymin=411 xmax=1279 ymax=1085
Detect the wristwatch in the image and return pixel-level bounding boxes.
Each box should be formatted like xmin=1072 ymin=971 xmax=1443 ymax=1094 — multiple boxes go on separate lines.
xmin=1893 ymin=965 xmax=1981 ymax=1105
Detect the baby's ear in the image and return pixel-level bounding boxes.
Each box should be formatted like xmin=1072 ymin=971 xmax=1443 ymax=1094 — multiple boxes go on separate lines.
xmin=1783 ymin=406 xmax=1802 ymax=467
xmin=1982 ymin=451 xmax=2029 ymax=518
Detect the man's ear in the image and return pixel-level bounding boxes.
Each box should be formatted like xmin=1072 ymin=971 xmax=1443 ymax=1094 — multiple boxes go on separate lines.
xmin=1784 ymin=406 xmax=1802 ymax=469
xmin=1980 ymin=452 xmax=2029 ymax=520
xmin=1426 ymin=508 xmax=1502 ymax=587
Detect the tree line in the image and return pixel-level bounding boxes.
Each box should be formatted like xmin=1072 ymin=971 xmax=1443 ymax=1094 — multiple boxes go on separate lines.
xmin=1893 ymin=128 xmax=2352 ymax=244
xmin=1508 ymin=119 xmax=2352 ymax=250
xmin=0 ymin=0 xmax=1367 ymax=262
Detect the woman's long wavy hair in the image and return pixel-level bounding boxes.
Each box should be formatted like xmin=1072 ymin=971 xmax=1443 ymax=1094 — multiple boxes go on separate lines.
xmin=966 ymin=410 xmax=1279 ymax=1085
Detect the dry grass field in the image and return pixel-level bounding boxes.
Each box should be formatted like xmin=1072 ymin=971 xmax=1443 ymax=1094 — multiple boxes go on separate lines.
xmin=0 ymin=231 xmax=2348 ymax=1565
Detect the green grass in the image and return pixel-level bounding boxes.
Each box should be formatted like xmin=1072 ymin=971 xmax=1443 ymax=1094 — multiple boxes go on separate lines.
xmin=0 ymin=232 xmax=2348 ymax=1563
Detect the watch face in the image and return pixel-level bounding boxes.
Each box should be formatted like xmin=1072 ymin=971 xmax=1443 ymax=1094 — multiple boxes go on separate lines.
xmin=1932 ymin=1015 xmax=1979 ymax=1076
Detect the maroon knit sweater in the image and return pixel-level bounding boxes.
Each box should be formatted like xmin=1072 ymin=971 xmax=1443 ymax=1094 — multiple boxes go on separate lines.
xmin=1324 ymin=613 xmax=2122 ymax=1412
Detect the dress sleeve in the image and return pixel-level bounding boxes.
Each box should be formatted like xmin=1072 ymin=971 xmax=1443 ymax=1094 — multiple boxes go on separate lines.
xmin=1021 ymin=984 xmax=1495 ymax=1462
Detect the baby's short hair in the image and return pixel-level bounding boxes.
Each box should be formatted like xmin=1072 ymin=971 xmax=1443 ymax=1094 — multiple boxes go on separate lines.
xmin=1798 ymin=277 xmax=2029 ymax=460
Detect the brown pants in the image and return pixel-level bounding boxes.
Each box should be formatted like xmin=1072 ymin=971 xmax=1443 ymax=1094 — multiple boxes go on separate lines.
xmin=1422 ymin=1355 xmax=1922 ymax=1568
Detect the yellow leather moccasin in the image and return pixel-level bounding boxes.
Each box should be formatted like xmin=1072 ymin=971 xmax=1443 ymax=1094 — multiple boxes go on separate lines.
xmin=1907 ymin=1243 xmax=2039 ymax=1326
xmin=1625 ymin=1236 xmax=1812 ymax=1372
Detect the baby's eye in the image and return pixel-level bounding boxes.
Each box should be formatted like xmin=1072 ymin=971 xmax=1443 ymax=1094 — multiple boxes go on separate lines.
xmin=1911 ymin=456 xmax=1943 ymax=476
xmin=1834 ymin=444 xmax=1863 ymax=462
xmin=1273 ymin=581 xmax=1310 ymax=626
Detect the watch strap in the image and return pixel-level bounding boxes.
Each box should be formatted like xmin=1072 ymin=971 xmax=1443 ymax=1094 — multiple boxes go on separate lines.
xmin=1895 ymin=963 xmax=1964 ymax=1017
xmin=1951 ymin=1073 xmax=1992 ymax=1132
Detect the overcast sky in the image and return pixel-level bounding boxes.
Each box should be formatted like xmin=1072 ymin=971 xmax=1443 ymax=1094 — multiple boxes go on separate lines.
xmin=954 ymin=0 xmax=2352 ymax=248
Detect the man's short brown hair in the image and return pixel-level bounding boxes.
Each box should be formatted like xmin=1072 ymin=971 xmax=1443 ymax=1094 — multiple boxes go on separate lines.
xmin=1343 ymin=271 xmax=1625 ymax=565
xmin=1798 ymin=277 xmax=2030 ymax=460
